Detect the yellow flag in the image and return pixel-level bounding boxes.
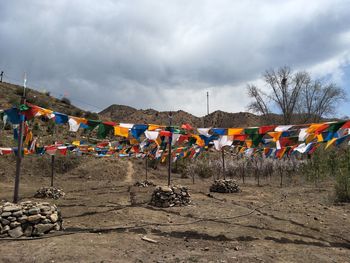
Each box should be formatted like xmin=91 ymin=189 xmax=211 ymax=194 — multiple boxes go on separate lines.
xmin=228 ymin=128 xmax=243 ymax=136
xmin=114 ymin=126 xmax=129 ymax=137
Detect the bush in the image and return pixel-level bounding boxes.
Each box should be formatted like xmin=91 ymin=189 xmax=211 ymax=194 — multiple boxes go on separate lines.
xmin=335 ymin=171 xmax=350 ymax=202
xmin=61 ymin=97 xmax=71 ymax=105
xmin=8 ymin=94 xmax=20 ymax=107
xmin=84 ymin=111 xmax=99 ymax=120
xmin=186 ymin=158 xmax=218 ymax=179
xmin=74 ymin=109 xmax=84 ymax=117
xmin=334 ymin=149 xmax=350 ymax=202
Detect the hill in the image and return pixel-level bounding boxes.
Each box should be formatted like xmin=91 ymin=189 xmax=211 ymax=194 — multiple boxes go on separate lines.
xmin=99 ymin=105 xmax=280 ymax=128
xmin=1 ymin=81 xmax=280 ymax=128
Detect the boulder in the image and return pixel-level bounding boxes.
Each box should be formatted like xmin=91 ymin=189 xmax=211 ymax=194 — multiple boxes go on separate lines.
xmin=8 ymin=226 xmax=23 ymax=238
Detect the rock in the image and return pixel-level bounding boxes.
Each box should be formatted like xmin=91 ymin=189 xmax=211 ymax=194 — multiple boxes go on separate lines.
xmin=53 ymin=223 xmax=61 ymax=231
xmin=210 ymin=179 xmax=241 ymax=193
xmin=10 ymin=221 xmax=21 ymax=228
xmin=34 ymin=187 xmax=65 ymax=200
xmin=12 ymin=210 xmax=23 ymax=217
xmin=150 ymin=185 xmax=191 ymax=208
xmin=8 ymin=226 xmax=23 ymax=238
xmin=28 ymin=208 xmax=40 ymax=215
xmin=24 ymin=225 xmax=33 ymax=237
xmin=134 ymin=180 xmax=156 ymax=188
xmin=7 ymin=216 xmax=17 ymax=222
xmin=1 ymin=212 xmax=12 ymax=217
xmin=18 ymin=216 xmax=28 ymax=223
xmin=33 ymin=224 xmax=54 ymax=235
xmin=0 ymin=218 xmax=10 ymax=225
xmin=50 ymin=213 xmax=58 ymax=223
xmin=0 ymin=201 xmax=62 ymax=238
xmin=160 ymin=186 xmax=173 ymax=193
xmin=3 ymin=206 xmax=21 ymax=212
xmin=27 ymin=214 xmax=42 ymax=223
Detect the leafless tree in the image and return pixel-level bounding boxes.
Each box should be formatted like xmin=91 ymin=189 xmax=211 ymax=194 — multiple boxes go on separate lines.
xmin=247 ymin=66 xmax=346 ymax=124
xmin=297 ymin=80 xmax=346 ymax=122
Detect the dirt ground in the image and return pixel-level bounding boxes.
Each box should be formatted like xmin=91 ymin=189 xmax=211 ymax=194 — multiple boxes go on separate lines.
xmin=0 ymin=156 xmax=350 ymax=263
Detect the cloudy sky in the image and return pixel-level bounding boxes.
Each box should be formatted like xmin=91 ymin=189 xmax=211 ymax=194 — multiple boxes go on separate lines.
xmin=1 ymin=0 xmax=350 ymax=117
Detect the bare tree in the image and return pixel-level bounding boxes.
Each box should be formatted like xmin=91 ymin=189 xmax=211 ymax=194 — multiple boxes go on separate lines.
xmin=298 ymin=80 xmax=346 ymax=122
xmin=247 ymin=66 xmax=346 ymax=124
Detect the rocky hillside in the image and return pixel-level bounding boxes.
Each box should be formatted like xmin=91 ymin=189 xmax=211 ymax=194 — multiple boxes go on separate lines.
xmin=1 ymin=81 xmax=279 ymax=128
xmin=99 ymin=104 xmax=279 ymax=128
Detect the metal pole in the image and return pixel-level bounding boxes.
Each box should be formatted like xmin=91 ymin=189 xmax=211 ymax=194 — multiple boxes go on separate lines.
xmin=51 ymin=155 xmax=55 ymax=187
xmin=13 ymin=73 xmax=26 ymax=203
xmin=167 ymin=112 xmax=172 ymax=187
xmin=222 ymin=148 xmax=226 ymax=180
xmin=206 ymin=91 xmax=209 ymax=115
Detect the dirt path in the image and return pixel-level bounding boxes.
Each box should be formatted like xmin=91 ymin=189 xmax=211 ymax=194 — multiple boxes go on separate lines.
xmin=124 ymin=161 xmax=134 ymax=183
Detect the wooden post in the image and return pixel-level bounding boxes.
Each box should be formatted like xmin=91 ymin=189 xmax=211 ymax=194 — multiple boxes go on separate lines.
xmin=145 ymin=156 xmax=148 ymax=181
xmin=222 ymin=148 xmax=226 ymax=180
xmin=51 ymin=155 xmax=55 ymax=187
xmin=167 ymin=112 xmax=172 ymax=187
xmin=13 ymin=74 xmax=27 ymax=203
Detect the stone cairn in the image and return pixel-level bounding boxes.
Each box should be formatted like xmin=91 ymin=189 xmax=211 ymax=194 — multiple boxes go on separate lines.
xmin=210 ymin=179 xmax=241 ymax=193
xmin=34 ymin=187 xmax=66 ymax=200
xmin=150 ymin=185 xmax=191 ymax=208
xmin=0 ymin=201 xmax=62 ymax=238
xmin=133 ymin=180 xmax=156 ymax=188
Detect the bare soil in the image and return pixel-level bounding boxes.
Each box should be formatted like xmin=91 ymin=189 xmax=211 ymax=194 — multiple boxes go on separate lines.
xmin=0 ymin=157 xmax=350 ymax=263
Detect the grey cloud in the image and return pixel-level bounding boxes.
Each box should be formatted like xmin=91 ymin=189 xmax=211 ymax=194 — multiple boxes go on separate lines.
xmin=0 ymin=0 xmax=350 ymax=116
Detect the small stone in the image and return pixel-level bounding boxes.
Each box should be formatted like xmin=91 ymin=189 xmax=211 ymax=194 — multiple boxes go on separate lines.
xmin=53 ymin=223 xmax=61 ymax=231
xmin=7 ymin=216 xmax=17 ymax=222
xmin=24 ymin=225 xmax=33 ymax=237
xmin=8 ymin=226 xmax=23 ymax=238
xmin=204 ymin=247 xmax=210 ymax=251
xmin=28 ymin=208 xmax=40 ymax=215
xmin=12 ymin=210 xmax=23 ymax=217
xmin=10 ymin=221 xmax=21 ymax=228
xmin=1 ymin=212 xmax=12 ymax=217
xmin=18 ymin=216 xmax=28 ymax=223
xmin=27 ymin=214 xmax=42 ymax=223
xmin=0 ymin=218 xmax=10 ymax=225
xmin=41 ymin=219 xmax=52 ymax=224
xmin=33 ymin=223 xmax=54 ymax=235
xmin=49 ymin=213 xmax=58 ymax=223
xmin=3 ymin=206 xmax=21 ymax=212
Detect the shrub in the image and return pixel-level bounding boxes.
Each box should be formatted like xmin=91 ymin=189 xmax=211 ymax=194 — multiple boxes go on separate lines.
xmin=61 ymin=97 xmax=71 ymax=105
xmin=84 ymin=111 xmax=99 ymax=120
xmin=74 ymin=109 xmax=84 ymax=117
xmin=335 ymin=170 xmax=350 ymax=202
xmin=8 ymin=94 xmax=20 ymax=107
xmin=334 ymin=148 xmax=350 ymax=202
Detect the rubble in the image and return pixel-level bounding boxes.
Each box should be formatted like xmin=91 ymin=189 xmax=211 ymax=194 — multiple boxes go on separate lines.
xmin=210 ymin=179 xmax=241 ymax=193
xmin=150 ymin=185 xmax=191 ymax=208
xmin=0 ymin=201 xmax=63 ymax=238
xmin=133 ymin=180 xmax=156 ymax=188
xmin=34 ymin=187 xmax=66 ymax=200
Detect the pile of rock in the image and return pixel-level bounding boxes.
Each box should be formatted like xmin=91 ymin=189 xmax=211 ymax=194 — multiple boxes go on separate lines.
xmin=150 ymin=185 xmax=191 ymax=208
xmin=134 ymin=180 xmax=156 ymax=188
xmin=34 ymin=187 xmax=65 ymax=200
xmin=210 ymin=179 xmax=241 ymax=193
xmin=0 ymin=201 xmax=62 ymax=238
